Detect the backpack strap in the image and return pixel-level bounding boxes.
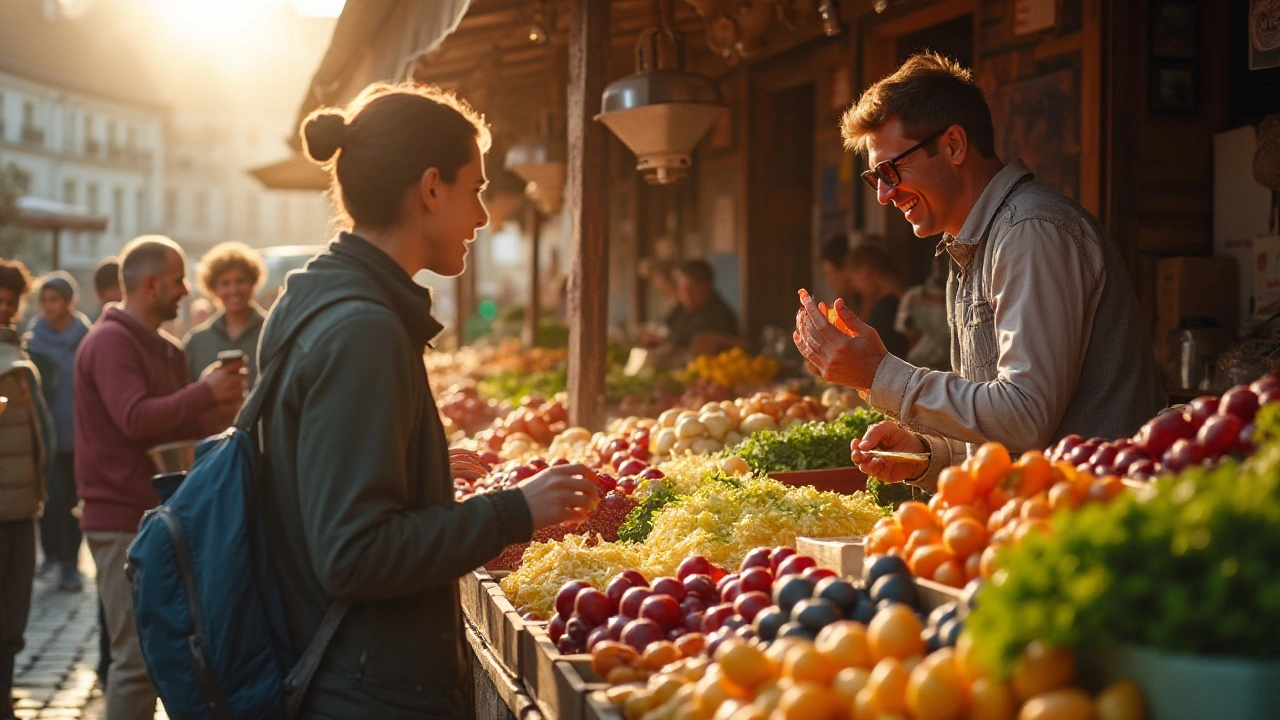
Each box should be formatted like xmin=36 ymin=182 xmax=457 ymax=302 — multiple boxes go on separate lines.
xmin=233 ymin=297 xmax=354 ymax=718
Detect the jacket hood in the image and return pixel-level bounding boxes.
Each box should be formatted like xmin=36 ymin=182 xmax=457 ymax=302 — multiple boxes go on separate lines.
xmin=258 ymin=233 xmax=444 ymax=369
xmin=24 ymin=312 xmax=92 ymax=356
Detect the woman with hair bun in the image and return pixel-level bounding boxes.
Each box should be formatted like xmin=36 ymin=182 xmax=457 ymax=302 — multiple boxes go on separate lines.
xmin=256 ymin=82 xmax=600 ymax=718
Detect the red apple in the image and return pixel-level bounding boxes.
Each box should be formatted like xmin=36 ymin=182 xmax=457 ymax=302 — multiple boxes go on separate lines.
xmin=777 ymin=555 xmax=817 ymax=578
xmin=639 ymin=595 xmax=681 ymax=630
xmin=1089 ymin=444 xmax=1120 ymax=473
xmin=1188 ymin=396 xmax=1219 ymax=426
xmin=619 ymin=569 xmax=648 ymax=587
xmin=719 ymin=579 xmax=743 ymax=605
xmin=555 ymin=581 xmax=591 ymax=619
xmin=1238 ymin=423 xmax=1256 ymax=454
xmin=802 ymin=567 xmax=837 ymax=584
xmin=616 ymin=478 xmax=638 ymax=495
xmin=769 ymin=547 xmax=796 ymax=573
xmin=1140 ymin=411 xmax=1194 ymax=458
xmin=639 ymin=467 xmax=665 ymax=481
xmin=606 ymin=575 xmax=637 ymax=611
xmin=682 ymin=574 xmax=716 ymax=602
xmin=1250 ymin=376 xmax=1280 ymax=395
xmin=1129 ymin=459 xmax=1156 ymax=479
xmin=733 ymin=591 xmax=771 ymax=622
xmin=651 ymin=577 xmax=686 ymax=601
xmin=574 ymin=588 xmax=612 ymax=626
xmin=679 ymin=596 xmax=707 ymax=616
xmin=607 ymin=614 xmax=631 ymax=641
xmin=620 ymin=587 xmax=654 ymax=619
xmin=1113 ymin=447 xmax=1151 ymax=476
xmin=617 ymin=459 xmax=648 ymax=477
xmin=677 ymin=556 xmax=712 ymax=580
xmin=620 ymin=618 xmax=665 ymax=652
xmin=631 ymin=429 xmax=650 ymax=445
xmin=1220 ymin=386 xmax=1260 ymax=423
xmin=702 ymin=604 xmax=736 ymax=634
xmin=1067 ymin=440 xmax=1101 ymax=468
xmin=1162 ymin=438 xmax=1207 ymax=473
xmin=556 ymin=635 xmax=582 ymax=655
xmin=683 ymin=613 xmax=702 ymax=632
xmin=708 ymin=564 xmax=728 ymax=584
xmin=548 ymin=614 xmax=568 ymax=643
xmin=528 ymin=457 xmax=548 ymax=471
xmin=566 ymin=617 xmax=592 ymax=644
xmin=1261 ymin=389 xmax=1280 ymax=407
xmin=1197 ymin=414 xmax=1244 ymax=455
xmin=611 ymin=451 xmax=632 ymax=470
xmin=629 ymin=444 xmax=651 ymax=463
xmin=715 ymin=573 xmax=740 ymax=596
xmin=587 ymin=626 xmax=611 ymax=652
xmin=738 ymin=567 xmax=773 ymax=595
xmin=739 ymin=547 xmax=772 ymax=572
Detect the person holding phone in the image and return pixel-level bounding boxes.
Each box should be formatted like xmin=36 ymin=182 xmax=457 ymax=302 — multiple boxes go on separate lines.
xmin=184 ymin=241 xmax=269 ymax=385
xmin=258 ymin=82 xmax=600 ymax=718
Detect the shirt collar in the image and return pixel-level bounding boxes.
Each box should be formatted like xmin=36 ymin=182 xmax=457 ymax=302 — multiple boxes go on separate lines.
xmin=936 ymin=159 xmax=1034 ymax=265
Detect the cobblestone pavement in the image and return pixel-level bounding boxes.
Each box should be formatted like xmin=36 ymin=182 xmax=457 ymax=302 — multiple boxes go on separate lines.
xmin=11 ymin=543 xmax=166 ymax=720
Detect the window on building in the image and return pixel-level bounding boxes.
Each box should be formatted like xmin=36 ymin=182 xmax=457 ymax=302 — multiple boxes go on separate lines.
xmin=87 ymin=183 xmax=99 ymax=213
xmin=12 ymin=167 xmax=31 ymax=194
xmin=63 ymin=179 xmax=76 ymax=204
xmin=21 ymin=100 xmax=42 ymax=145
xmin=107 ymin=120 xmax=118 ymax=158
xmin=165 ymin=188 xmax=178 ymax=229
xmin=195 ymin=191 xmax=208 ymax=230
xmin=137 ymin=188 xmax=147 ymax=232
xmin=113 ymin=187 xmax=125 ymax=236
xmin=84 ymin=116 xmax=96 ymax=155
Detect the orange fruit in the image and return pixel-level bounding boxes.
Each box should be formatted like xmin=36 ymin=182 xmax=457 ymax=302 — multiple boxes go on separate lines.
xmin=591 ymin=641 xmax=639 ymax=679
xmin=969 ymin=677 xmax=1016 ymax=720
xmin=643 ymin=641 xmax=683 ymax=671
xmin=905 ymin=648 xmax=967 ymax=720
xmin=943 ymin=517 xmax=989 ymax=558
xmin=910 ymin=545 xmax=953 ymax=580
xmin=932 ymin=558 xmax=966 ymax=588
xmin=606 ymin=665 xmax=645 ymax=684
xmin=929 ymin=492 xmax=950 ymax=514
xmin=775 ymin=681 xmax=839 ymax=720
xmin=867 ymin=525 xmax=907 ymax=555
xmin=979 ymin=544 xmax=1003 ymax=579
xmin=1047 ymin=481 xmax=1080 ymax=512
xmin=1014 ymin=519 xmax=1052 ymax=545
xmin=853 ymin=686 xmax=881 ymax=720
xmin=990 ymin=524 xmax=1016 ymax=547
xmin=904 ymin=527 xmax=944 ymax=559
xmin=866 ymin=657 xmax=910 ymax=713
xmin=943 ymin=504 xmax=984 ymax=526
xmin=1017 ymin=688 xmax=1095 ymax=720
xmin=1013 ymin=450 xmax=1053 ymax=498
xmin=937 ymin=466 xmax=978 ymax=505
xmin=867 ymin=604 xmax=925 ymax=661
xmin=1010 ymin=641 xmax=1076 ymax=701
xmin=831 ymin=666 xmax=871 ymax=705
xmin=1088 ymin=476 xmax=1125 ymax=504
xmin=1020 ymin=497 xmax=1052 ymax=521
xmin=676 ymin=633 xmax=707 ymax=658
xmin=874 ymin=516 xmax=900 ymax=533
xmin=972 ymin=442 xmax=1013 ymax=493
xmin=781 ymin=644 xmax=839 ymax=686
xmin=1095 ymin=679 xmax=1147 ymax=720
xmin=716 ymin=640 xmax=776 ymax=689
xmin=963 ymin=552 xmax=983 ymax=581
xmin=896 ymin=501 xmax=939 ymax=536
xmin=953 ymin=632 xmax=986 ymax=683
xmin=815 ymin=621 xmax=872 ymax=670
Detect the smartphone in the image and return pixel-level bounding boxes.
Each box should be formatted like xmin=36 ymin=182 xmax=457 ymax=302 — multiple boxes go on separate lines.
xmin=217 ymin=350 xmax=247 ymax=367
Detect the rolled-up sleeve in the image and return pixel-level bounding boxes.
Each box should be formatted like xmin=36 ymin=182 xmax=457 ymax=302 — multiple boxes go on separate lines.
xmin=868 ymin=217 xmax=1102 ymax=461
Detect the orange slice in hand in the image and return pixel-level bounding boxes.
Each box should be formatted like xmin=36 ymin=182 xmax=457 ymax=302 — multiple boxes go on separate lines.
xmin=799 ymin=288 xmax=858 ymax=337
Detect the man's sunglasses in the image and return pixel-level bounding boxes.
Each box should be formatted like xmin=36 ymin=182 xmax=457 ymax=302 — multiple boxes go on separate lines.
xmin=860 ymin=128 xmax=947 ymax=190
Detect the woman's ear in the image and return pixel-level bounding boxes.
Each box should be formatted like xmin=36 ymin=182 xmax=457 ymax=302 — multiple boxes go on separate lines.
xmin=419 ymin=167 xmax=442 ymax=213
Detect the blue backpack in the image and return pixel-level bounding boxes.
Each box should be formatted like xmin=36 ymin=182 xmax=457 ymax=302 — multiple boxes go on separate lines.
xmin=126 ymin=302 xmax=348 ymax=720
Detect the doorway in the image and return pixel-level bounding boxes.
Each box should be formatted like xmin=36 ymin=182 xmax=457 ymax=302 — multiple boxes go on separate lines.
xmin=746 ymin=77 xmax=816 ymax=350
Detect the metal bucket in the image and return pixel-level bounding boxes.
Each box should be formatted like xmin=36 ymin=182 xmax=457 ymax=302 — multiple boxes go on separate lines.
xmin=148 ymin=440 xmax=197 ymax=474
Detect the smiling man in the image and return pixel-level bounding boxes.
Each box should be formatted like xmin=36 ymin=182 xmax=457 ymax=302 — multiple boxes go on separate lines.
xmin=794 ymin=53 xmax=1162 ymax=489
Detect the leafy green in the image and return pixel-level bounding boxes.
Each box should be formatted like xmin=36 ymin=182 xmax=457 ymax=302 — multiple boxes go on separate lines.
xmin=617 ymin=482 xmax=680 ymax=543
xmin=967 ymin=403 xmax=1280 ymax=676
xmin=866 ymin=477 xmax=927 ymax=509
xmin=722 ymin=409 xmax=883 ymax=472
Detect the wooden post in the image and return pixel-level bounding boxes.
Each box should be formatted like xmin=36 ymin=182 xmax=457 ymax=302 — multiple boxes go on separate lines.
xmin=565 ymin=0 xmax=611 ymax=430
xmin=522 ymin=204 xmax=542 ymax=348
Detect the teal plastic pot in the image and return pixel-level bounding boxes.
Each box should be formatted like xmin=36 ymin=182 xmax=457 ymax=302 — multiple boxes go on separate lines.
xmin=1084 ymin=644 xmax=1280 ymax=719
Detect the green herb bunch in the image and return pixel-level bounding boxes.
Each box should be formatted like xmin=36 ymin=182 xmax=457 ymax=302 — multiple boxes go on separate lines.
xmin=968 ymin=405 xmax=1280 ymax=676
xmin=723 ymin=408 xmax=883 ymax=472
xmin=617 ymin=482 xmax=681 ymax=544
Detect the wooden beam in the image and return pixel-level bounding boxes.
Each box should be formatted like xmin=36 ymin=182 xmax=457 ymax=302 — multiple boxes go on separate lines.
xmin=565 ymin=0 xmax=611 ymax=430
xmin=523 ymin=205 xmax=543 ymax=348
xmin=1079 ymin=0 xmax=1102 ymax=217
xmin=871 ymin=0 xmax=976 ymax=39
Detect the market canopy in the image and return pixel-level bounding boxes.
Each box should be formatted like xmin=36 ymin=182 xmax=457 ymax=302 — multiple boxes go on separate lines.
xmin=14 ymin=196 xmax=108 ymax=232
xmin=248 ymin=153 xmax=331 ymax=191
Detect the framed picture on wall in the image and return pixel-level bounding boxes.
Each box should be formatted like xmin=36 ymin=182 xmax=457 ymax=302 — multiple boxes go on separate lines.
xmin=1150 ymin=0 xmax=1198 ymax=59
xmin=1149 ymin=62 xmax=1199 ymax=114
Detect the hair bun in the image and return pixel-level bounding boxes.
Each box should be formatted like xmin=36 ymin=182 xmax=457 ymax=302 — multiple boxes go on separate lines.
xmin=302 ymin=111 xmax=348 ymax=163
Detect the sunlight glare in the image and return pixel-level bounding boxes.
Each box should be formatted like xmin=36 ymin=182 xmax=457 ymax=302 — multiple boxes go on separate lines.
xmin=291 ymin=0 xmax=346 ymax=17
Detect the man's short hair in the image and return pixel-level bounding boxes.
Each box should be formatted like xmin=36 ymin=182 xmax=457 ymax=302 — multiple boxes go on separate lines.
xmin=846 ymin=244 xmax=902 ymax=282
xmin=120 ymin=235 xmax=185 ymax=291
xmin=840 ymin=52 xmax=997 ymax=160
xmin=93 ymin=257 xmax=121 ymax=295
xmin=0 ymin=258 xmax=32 ymax=297
xmin=677 ymin=259 xmax=715 ymax=286
xmin=821 ymin=235 xmax=850 ymax=267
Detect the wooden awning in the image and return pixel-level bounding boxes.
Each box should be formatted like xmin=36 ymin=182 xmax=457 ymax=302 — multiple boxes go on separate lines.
xmin=248 ymin=153 xmax=332 ymax=191
xmin=15 ymin=196 xmax=108 ymax=232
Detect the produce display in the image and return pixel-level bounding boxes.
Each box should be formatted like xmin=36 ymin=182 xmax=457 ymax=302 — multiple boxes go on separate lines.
xmin=472 ymin=394 xmax=571 ymax=455
xmin=682 ymin=347 xmax=780 ymax=391
xmin=499 ymin=467 xmax=884 ymax=618
xmin=720 ymin=410 xmax=882 ymax=473
xmin=648 ymin=392 xmax=828 ymax=463
xmin=1047 ymin=378 xmax=1279 ymax=479
xmin=437 ymin=383 xmax=505 ymax=438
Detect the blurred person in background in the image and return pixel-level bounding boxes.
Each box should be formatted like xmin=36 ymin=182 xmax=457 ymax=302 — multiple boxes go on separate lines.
xmin=91 ymin=257 xmax=122 ymax=322
xmin=0 ymin=258 xmax=54 ymax=720
xmin=75 ymin=236 xmax=247 ymax=719
xmin=819 ymin=234 xmax=862 ymax=313
xmin=844 ymin=245 xmax=910 ymax=358
xmin=665 ymin=259 xmax=743 ymax=355
xmin=24 ymin=272 xmax=93 ymax=593
xmin=184 ymin=241 xmax=268 ymax=385
xmin=896 ymin=254 xmax=951 ymax=371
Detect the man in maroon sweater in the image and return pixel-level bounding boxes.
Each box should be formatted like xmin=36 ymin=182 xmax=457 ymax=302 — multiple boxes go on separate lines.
xmin=74 ymin=236 xmax=246 ymax=719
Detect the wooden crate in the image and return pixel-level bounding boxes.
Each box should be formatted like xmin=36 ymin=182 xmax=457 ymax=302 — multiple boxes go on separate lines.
xmin=465 ymin=618 xmax=541 ymax=720
xmin=521 ymin=626 xmax=605 ymax=720
xmin=770 ymin=467 xmax=868 ymax=494
xmin=460 ymin=569 xmax=494 ymax=625
xmin=796 ymin=536 xmax=963 ymax=609
xmin=585 ymin=690 xmax=621 ymax=720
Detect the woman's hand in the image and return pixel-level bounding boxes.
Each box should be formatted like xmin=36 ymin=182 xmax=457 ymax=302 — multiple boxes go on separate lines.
xmin=851 ymin=421 xmax=927 ymax=483
xmin=449 ymin=448 xmax=490 ymax=482
xmin=518 ymin=464 xmax=601 ymax=530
